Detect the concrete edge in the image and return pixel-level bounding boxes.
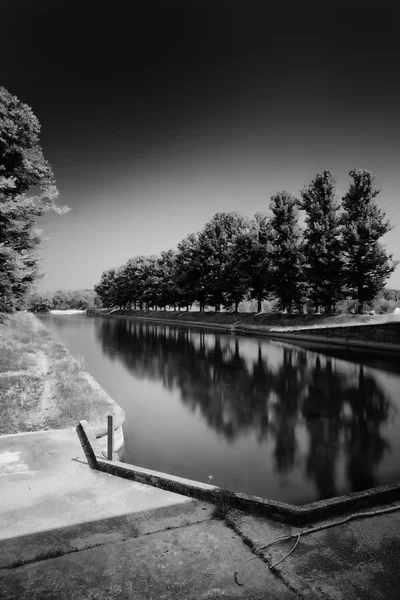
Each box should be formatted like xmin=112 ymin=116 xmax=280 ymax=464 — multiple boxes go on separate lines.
xmin=86 ymin=312 xmax=400 ymax=353
xmin=261 ymin=330 xmax=400 ymax=353
xmin=76 ymin=420 xmax=400 ymax=525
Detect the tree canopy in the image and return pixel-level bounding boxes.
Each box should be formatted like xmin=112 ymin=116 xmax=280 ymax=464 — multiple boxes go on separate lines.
xmin=0 ymin=86 xmax=67 ymax=312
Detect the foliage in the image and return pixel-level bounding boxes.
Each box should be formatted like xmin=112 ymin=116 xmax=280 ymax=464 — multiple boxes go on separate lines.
xmin=300 ymin=171 xmax=344 ymax=313
xmin=27 ymin=292 xmax=53 ymax=312
xmin=269 ymin=192 xmax=305 ymax=312
xmin=341 ymin=169 xmax=398 ymax=313
xmin=195 ymin=212 xmax=249 ymax=311
xmin=175 ymin=233 xmax=203 ymax=309
xmin=0 ymin=86 xmax=67 ymax=312
xmin=94 ymin=268 xmax=119 ymax=308
xmin=26 ymin=288 xmax=100 ymax=312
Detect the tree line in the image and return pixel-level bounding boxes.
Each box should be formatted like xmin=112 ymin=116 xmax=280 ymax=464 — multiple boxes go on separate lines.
xmin=95 ymin=170 xmax=398 ymax=314
xmin=26 ymin=289 xmax=100 ymax=312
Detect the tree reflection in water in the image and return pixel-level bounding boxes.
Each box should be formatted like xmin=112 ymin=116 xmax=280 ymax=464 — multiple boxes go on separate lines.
xmin=96 ymin=319 xmax=393 ymax=500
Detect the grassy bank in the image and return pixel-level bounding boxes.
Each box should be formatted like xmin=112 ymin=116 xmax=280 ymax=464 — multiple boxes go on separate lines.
xmin=0 ymin=312 xmax=118 ymax=435
xmin=91 ymin=309 xmax=400 ymax=340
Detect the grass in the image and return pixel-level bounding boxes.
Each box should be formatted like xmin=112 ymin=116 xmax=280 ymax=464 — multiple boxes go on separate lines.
xmin=211 ymin=485 xmax=234 ymax=520
xmin=0 ymin=375 xmax=43 ymax=433
xmin=0 ymin=312 xmax=113 ymax=435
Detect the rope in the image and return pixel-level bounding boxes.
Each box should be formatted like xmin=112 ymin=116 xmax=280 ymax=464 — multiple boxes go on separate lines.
xmin=257 ymin=503 xmax=400 ymax=555
xmin=269 ymin=534 xmax=301 ymax=570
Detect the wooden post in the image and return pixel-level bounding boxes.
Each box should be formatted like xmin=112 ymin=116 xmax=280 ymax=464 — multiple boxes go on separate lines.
xmin=107 ymin=414 xmax=114 ymax=461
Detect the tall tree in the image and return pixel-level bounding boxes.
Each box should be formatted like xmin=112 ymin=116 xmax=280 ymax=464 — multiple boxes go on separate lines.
xmin=155 ymin=250 xmax=179 ymax=309
xmin=233 ymin=212 xmax=272 ymax=313
xmin=136 ymin=255 xmax=159 ymax=309
xmin=300 ymin=171 xmax=344 ymax=313
xmin=269 ymin=192 xmax=305 ymax=313
xmin=341 ymin=169 xmax=397 ymax=313
xmin=175 ymin=233 xmax=205 ymax=310
xmin=94 ymin=268 xmax=119 ymax=308
xmin=0 ymin=86 xmax=66 ymax=311
xmin=196 ymin=212 xmax=248 ymax=311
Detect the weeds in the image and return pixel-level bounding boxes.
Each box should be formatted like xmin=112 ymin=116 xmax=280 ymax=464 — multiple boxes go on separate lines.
xmin=211 ymin=485 xmax=234 ymax=520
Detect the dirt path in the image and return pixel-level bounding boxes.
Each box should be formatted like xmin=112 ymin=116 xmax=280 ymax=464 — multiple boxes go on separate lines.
xmin=35 ymin=350 xmax=58 ymax=421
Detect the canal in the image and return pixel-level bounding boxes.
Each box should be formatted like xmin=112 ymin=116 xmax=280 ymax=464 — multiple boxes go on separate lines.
xmin=39 ymin=314 xmax=400 ymax=506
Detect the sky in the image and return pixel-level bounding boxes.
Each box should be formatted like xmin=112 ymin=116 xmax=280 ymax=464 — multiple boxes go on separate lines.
xmin=2 ymin=0 xmax=400 ymax=291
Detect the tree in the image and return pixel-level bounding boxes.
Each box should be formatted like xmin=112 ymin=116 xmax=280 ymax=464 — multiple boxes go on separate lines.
xmin=94 ymin=268 xmax=119 ymax=308
xmin=233 ymin=212 xmax=272 ymax=312
xmin=70 ymin=289 xmax=99 ymax=310
xmin=341 ymin=169 xmax=398 ymax=313
xmin=0 ymin=86 xmax=67 ymax=312
xmin=196 ymin=212 xmax=249 ymax=311
xmin=52 ymin=289 xmax=73 ymax=310
xmin=269 ymin=192 xmax=305 ymax=312
xmin=175 ymin=233 xmax=204 ymax=310
xmin=154 ymin=250 xmax=179 ymax=309
xmin=26 ymin=292 xmax=53 ymax=312
xmin=300 ymin=171 xmax=344 ymax=313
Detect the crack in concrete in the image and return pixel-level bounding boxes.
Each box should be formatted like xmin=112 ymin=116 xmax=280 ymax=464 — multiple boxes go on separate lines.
xmin=0 ymin=516 xmax=213 ymax=572
xmin=224 ymin=512 xmax=307 ymax=600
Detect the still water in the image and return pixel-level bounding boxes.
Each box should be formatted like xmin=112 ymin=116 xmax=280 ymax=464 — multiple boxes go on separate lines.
xmin=39 ymin=314 xmax=400 ymax=505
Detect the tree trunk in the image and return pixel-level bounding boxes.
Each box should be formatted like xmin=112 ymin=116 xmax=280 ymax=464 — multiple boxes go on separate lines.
xmin=257 ymin=295 xmax=262 ymax=313
xmin=234 ymin=300 xmax=239 ymax=312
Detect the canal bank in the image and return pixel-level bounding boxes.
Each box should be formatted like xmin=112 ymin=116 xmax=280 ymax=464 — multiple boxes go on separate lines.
xmin=87 ymin=309 xmax=400 ymax=353
xmin=0 ymin=312 xmax=125 ymax=454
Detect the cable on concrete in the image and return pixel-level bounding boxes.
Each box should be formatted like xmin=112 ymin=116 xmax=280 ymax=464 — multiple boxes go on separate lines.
xmin=257 ymin=503 xmax=400 ymax=555
xmin=269 ymin=533 xmax=301 ymax=570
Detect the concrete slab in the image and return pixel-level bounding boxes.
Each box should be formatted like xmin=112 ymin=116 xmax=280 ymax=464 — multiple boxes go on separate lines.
xmin=229 ymin=506 xmax=400 ymax=600
xmin=0 ymin=429 xmax=209 ymax=568
xmin=0 ymin=429 xmax=192 ymax=535
xmin=0 ymin=520 xmax=298 ymax=600
xmin=0 ymin=429 xmax=297 ymax=599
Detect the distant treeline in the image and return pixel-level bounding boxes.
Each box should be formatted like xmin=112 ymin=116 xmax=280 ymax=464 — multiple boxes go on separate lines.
xmin=26 ymin=289 xmax=100 ymax=312
xmin=94 ymin=170 xmax=398 ymax=315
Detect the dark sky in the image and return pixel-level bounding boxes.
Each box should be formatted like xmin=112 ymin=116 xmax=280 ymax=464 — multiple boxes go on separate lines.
xmin=2 ymin=1 xmax=400 ymax=290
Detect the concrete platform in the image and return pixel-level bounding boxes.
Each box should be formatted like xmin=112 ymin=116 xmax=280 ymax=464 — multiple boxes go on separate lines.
xmin=2 ymin=428 xmax=400 ymax=599
xmin=229 ymin=507 xmax=400 ymax=600
xmin=0 ymin=429 xmax=296 ymax=599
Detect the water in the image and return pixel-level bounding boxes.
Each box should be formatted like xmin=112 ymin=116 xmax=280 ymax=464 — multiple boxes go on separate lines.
xmin=39 ymin=314 xmax=400 ymax=505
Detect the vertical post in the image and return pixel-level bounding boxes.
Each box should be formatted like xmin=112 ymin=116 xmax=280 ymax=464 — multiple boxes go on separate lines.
xmin=107 ymin=414 xmax=114 ymax=461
